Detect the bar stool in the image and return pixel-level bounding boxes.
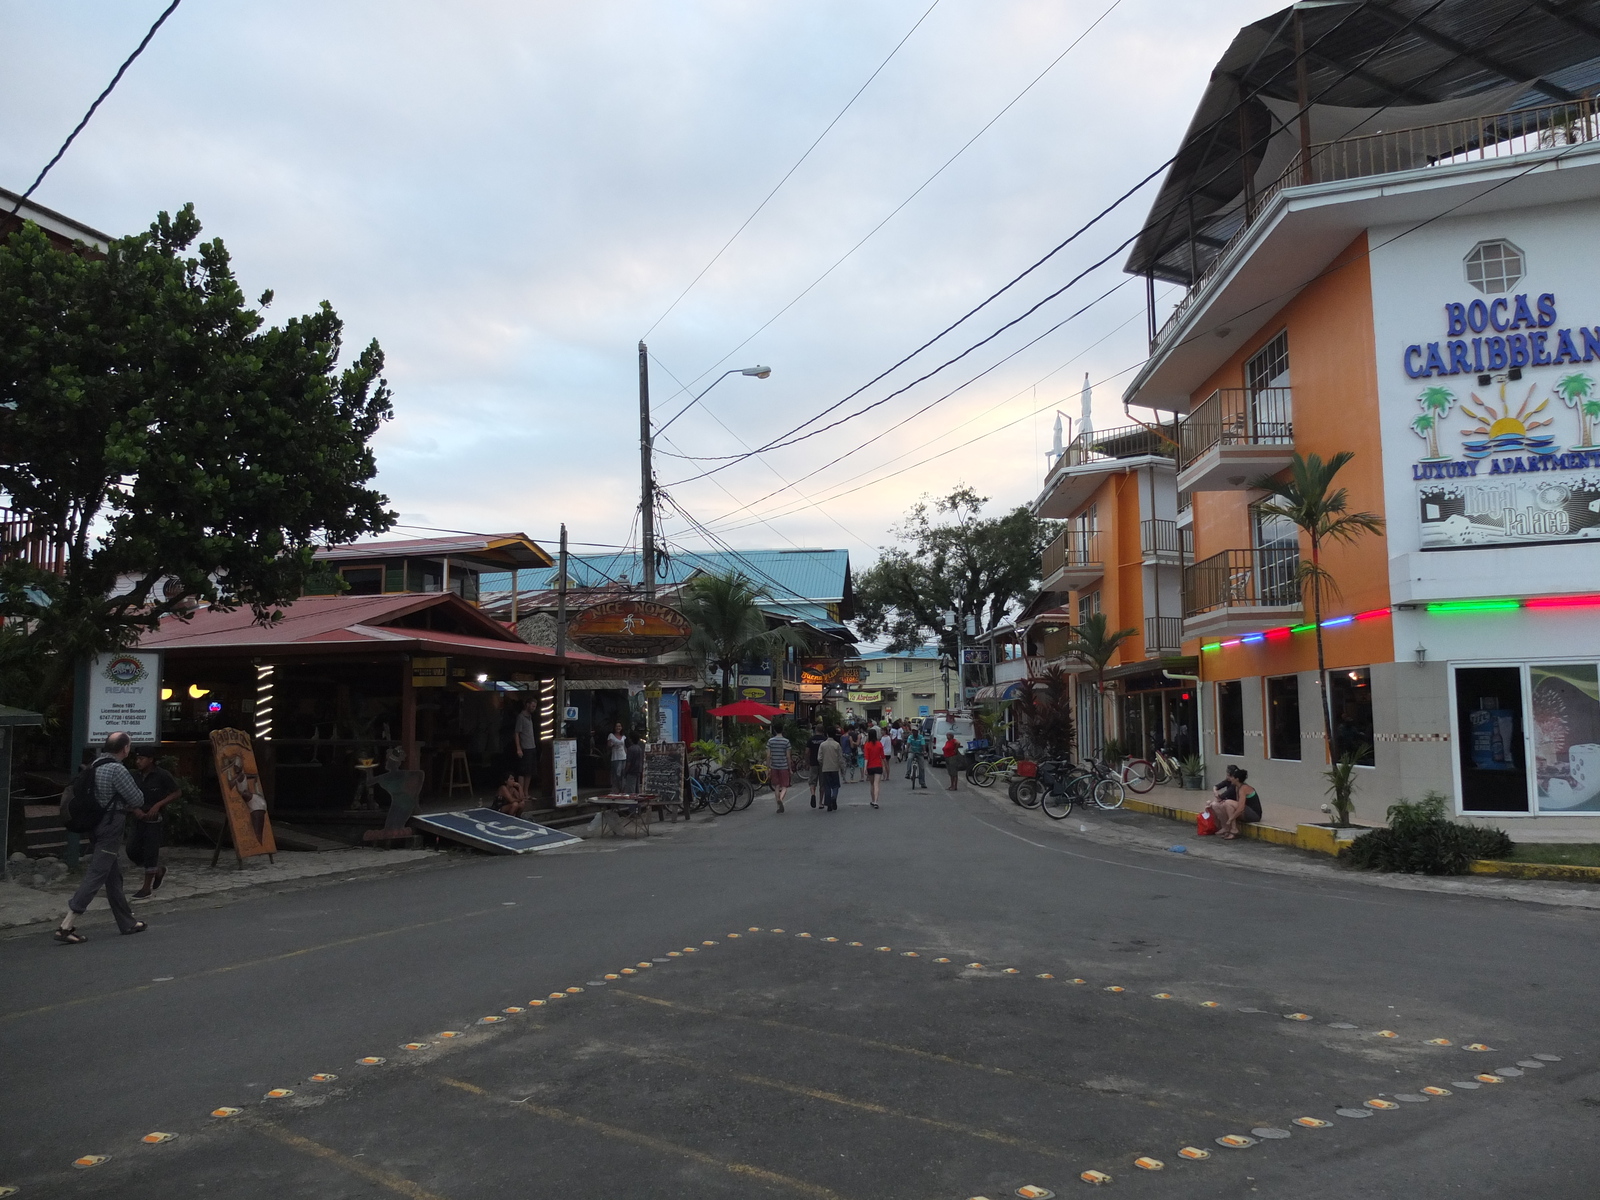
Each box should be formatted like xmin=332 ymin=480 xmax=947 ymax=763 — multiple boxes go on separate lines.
xmin=446 ymin=750 xmax=474 ymax=802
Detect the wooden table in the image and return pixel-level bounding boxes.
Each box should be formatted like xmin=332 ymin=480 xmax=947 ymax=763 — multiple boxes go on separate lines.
xmin=590 ymin=794 xmax=667 ymax=838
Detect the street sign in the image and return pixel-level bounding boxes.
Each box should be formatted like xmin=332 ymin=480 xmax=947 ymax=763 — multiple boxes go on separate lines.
xmin=410 ymin=809 xmax=582 ymax=853
xmin=962 ymin=647 xmax=991 ymax=664
xmin=567 ymin=600 xmax=692 ymax=658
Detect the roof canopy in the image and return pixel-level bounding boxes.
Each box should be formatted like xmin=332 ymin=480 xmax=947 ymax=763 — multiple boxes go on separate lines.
xmin=1127 ymin=0 xmax=1600 ymax=286
xmin=315 ymin=533 xmax=553 ymax=571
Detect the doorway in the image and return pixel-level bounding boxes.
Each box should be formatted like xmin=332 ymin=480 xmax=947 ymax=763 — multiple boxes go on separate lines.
xmin=1453 ymin=666 xmax=1529 ymax=812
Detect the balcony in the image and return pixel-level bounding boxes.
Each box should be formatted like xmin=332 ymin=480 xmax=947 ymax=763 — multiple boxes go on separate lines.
xmin=1040 ymin=528 xmax=1102 ymax=591
xmin=1139 ymin=519 xmax=1192 ymax=565
xmin=1176 ymin=387 xmax=1293 ymax=494
xmin=1144 ymin=615 xmax=1183 ymax=656
xmin=1039 ymin=423 xmax=1175 ymax=515
xmin=1183 ymin=548 xmax=1302 ymax=641
xmin=1154 ymin=99 xmax=1600 ymax=354
xmin=0 ymin=505 xmax=67 ymax=575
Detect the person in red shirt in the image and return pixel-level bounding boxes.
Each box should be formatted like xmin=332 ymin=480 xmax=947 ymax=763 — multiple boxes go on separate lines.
xmin=942 ymin=734 xmax=962 ymax=791
xmin=862 ymin=727 xmax=886 ymax=808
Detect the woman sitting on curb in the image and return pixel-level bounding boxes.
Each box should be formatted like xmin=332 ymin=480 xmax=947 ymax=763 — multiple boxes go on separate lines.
xmin=1208 ymin=765 xmax=1261 ymax=840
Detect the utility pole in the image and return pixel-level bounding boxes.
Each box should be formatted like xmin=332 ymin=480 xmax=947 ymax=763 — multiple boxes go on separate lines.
xmin=638 ymin=340 xmax=655 ymax=602
xmin=555 ymin=523 xmax=568 ymax=740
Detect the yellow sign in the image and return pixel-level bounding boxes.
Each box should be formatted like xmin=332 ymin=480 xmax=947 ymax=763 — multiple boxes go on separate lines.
xmin=847 ymin=691 xmax=882 ymax=703
xmin=412 ymin=656 xmax=447 ymax=688
xmin=209 ymin=729 xmax=277 ymax=859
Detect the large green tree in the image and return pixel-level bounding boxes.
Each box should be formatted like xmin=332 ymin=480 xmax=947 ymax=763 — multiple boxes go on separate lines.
xmin=852 ymin=486 xmax=1057 ymax=655
xmin=0 ymin=205 xmax=394 ymax=705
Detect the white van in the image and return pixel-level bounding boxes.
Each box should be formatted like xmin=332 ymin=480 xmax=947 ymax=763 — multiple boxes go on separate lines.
xmin=928 ymin=712 xmax=976 ymax=767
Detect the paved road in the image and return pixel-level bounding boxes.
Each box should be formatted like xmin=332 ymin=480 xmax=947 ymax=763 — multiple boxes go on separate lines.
xmin=2 ymin=768 xmax=1595 ymax=1198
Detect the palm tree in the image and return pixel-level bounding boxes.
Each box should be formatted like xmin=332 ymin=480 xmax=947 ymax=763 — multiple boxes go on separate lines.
xmin=677 ymin=572 xmax=810 ymax=741
xmin=1413 ymin=385 xmax=1455 ymax=459
xmin=1065 ymin=611 xmax=1137 ymax=756
xmin=1556 ymin=372 xmax=1597 ymax=447
xmin=1249 ymin=452 xmax=1384 ymax=820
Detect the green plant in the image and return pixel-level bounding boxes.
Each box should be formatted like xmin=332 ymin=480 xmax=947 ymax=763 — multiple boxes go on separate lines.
xmin=1179 ymin=754 xmax=1204 ymax=778
xmin=1099 ymin=738 xmax=1127 ymax=766
xmin=690 ymin=739 xmax=725 ymax=765
xmin=1012 ymin=666 xmax=1075 ymax=760
xmin=1250 ymin=453 xmax=1385 ymax=772
xmin=1064 ymin=613 xmax=1137 ymax=757
xmin=1343 ymin=791 xmax=1513 ymax=875
xmin=1322 ymin=744 xmax=1369 ymax=828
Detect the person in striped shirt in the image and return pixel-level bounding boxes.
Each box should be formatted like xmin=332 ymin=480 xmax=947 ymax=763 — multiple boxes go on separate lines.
xmin=765 ymin=727 xmax=793 ymax=813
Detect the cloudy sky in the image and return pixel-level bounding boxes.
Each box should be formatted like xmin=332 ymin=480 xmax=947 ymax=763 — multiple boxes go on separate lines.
xmin=3 ymin=0 xmax=1273 ymax=564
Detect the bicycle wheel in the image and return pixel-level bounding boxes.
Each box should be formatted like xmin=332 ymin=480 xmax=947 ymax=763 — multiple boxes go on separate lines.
xmin=1012 ymin=778 xmax=1042 ymax=809
xmin=970 ymin=761 xmax=996 ymax=788
xmin=1149 ymin=757 xmax=1172 ymax=786
xmin=1093 ymin=778 xmax=1126 ymax=810
xmin=1040 ymin=782 xmax=1074 ymax=820
xmin=1122 ymin=759 xmax=1155 ymax=794
xmin=707 ymin=782 xmax=738 ymax=815
xmin=732 ymin=777 xmax=756 ymax=810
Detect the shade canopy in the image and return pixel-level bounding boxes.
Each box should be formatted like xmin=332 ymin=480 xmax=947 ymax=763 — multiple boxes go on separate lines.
xmin=706 ymin=699 xmax=787 ymax=719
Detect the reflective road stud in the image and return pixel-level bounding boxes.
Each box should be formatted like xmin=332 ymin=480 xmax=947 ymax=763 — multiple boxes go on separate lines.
xmin=1070 ymin=979 xmax=1086 ymax=985
xmin=566 ymin=987 xmax=583 ymax=993
xmin=141 ymin=1133 xmax=178 ymax=1144
xmin=1017 ymin=1186 xmax=1055 ymax=1198
xmin=1422 ymin=1087 xmax=1452 ymax=1096
xmin=478 ymin=1016 xmax=505 ymax=1024
xmin=1134 ymin=1157 xmax=1164 ymax=1170
xmin=310 ymin=1073 xmax=340 ymax=1081
xmin=1002 ymin=967 xmax=1020 ymax=974
xmin=1081 ymin=1170 xmax=1113 ymax=1185
xmin=1376 ymin=1030 xmax=1399 ymax=1039
xmin=1475 ymin=1074 xmax=1505 ymax=1084
xmin=1463 ymin=1043 xmax=1494 ymax=1052
xmin=604 ymin=974 xmax=620 ymax=980
xmin=933 ymin=956 xmax=950 ymax=962
xmin=357 ymin=1057 xmax=386 ymax=1066
xmin=877 ymin=947 xmax=894 ymax=952
xmin=1037 ymin=973 xmax=1054 ymax=979
xmin=1216 ymin=1135 xmax=1257 ymax=1148
xmin=966 ymin=963 xmax=984 ymax=969
xmin=902 ymin=952 xmax=920 ymax=957
xmin=1425 ymin=1038 xmax=1452 ymax=1046
xmin=211 ymin=1108 xmax=242 ymax=1118
xmin=1293 ymin=1118 xmax=1331 ymax=1128
xmin=850 ymin=942 xmax=865 ymax=947
xmin=1284 ymin=1013 xmax=1312 ymax=1021
xmin=1152 ymin=993 xmax=1173 ymax=1000
xmin=264 ymin=1089 xmax=294 ymax=1099
xmin=1178 ymin=1147 xmax=1211 ymax=1160
xmin=73 ymin=1156 xmax=110 ymax=1169
xmin=1104 ymin=986 xmax=1125 ymax=993
xmin=620 ymin=969 xmax=636 ymax=975
xmin=1201 ymin=1001 xmax=1220 ymax=1008
xmin=1364 ymin=1099 xmax=1399 ymax=1110
xmin=503 ymin=1007 xmax=525 ymax=1014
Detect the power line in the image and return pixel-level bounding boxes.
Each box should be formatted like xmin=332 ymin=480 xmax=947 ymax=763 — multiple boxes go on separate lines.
xmin=641 ymin=0 xmax=944 ymax=340
xmin=7 ymin=0 xmax=184 ymax=218
xmin=649 ymin=0 xmax=1130 ymax=410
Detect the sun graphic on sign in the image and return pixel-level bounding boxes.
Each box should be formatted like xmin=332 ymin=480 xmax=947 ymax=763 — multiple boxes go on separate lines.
xmin=1458 ymin=383 xmax=1557 ymax=458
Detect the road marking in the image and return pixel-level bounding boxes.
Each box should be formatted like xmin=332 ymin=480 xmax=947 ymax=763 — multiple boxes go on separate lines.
xmin=437 ymin=1077 xmax=852 ymax=1199
xmin=612 ymin=1045 xmax=1073 ymax=1159
xmin=1 ymin=906 xmax=507 ymax=1022
xmin=252 ymin=1119 xmax=451 ymax=1200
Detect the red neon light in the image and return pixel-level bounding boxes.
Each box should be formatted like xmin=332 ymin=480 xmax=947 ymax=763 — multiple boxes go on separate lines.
xmin=1354 ymin=607 xmax=1391 ymax=620
xmin=1265 ymin=627 xmax=1293 ymax=641
xmin=1524 ymin=595 xmax=1600 ymax=609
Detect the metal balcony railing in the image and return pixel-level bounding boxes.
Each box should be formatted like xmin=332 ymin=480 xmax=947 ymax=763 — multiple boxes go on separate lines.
xmin=1140 ymin=519 xmax=1192 ymax=560
xmin=1177 ymin=489 xmax=1192 ymax=514
xmin=1154 ymin=99 xmax=1600 ymax=352
xmin=1184 ymin=548 xmax=1300 ymax=618
xmin=1144 ymin=616 xmax=1183 ymax=655
xmin=1177 ymin=388 xmax=1294 ymax=472
xmin=1056 ymin=423 xmax=1174 ymax=470
xmin=1042 ymin=528 xmax=1101 ymax=582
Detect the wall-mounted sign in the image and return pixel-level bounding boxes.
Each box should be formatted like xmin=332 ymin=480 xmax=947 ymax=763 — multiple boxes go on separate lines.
xmin=962 ymin=647 xmax=991 ymax=665
xmin=412 ymin=656 xmax=447 ymax=688
xmin=801 ymin=657 xmax=843 ymax=685
xmin=567 ymin=600 xmax=693 ymax=658
xmin=799 ymin=684 xmax=823 ymax=701
xmin=85 ymin=651 xmax=161 ymax=744
xmin=553 ymin=739 xmax=577 ymax=806
xmin=847 ymin=691 xmax=882 ymax=703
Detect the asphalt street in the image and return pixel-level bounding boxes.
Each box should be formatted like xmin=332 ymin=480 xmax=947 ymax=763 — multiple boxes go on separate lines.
xmin=2 ymin=768 xmax=1596 ymax=1199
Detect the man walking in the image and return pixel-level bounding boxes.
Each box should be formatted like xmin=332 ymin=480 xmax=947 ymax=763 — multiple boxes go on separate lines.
xmin=129 ymin=746 xmax=180 ymax=898
xmin=766 ymin=724 xmax=793 ymax=813
xmin=55 ymin=732 xmax=147 ymax=944
xmin=816 ymin=728 xmax=844 ymax=812
xmin=805 ymin=722 xmax=826 ymax=808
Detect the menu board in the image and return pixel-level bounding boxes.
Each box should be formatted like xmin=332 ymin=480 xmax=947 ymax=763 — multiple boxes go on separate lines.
xmin=552 ymin=739 xmax=577 ymax=807
xmin=643 ymin=743 xmax=686 ymax=815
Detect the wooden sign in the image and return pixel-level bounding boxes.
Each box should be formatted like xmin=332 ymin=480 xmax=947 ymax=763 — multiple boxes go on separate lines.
xmin=567 ymin=600 xmax=693 ymax=659
xmin=209 ymin=729 xmax=277 ymax=862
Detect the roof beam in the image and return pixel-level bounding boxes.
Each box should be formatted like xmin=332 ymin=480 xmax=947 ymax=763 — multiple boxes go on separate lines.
xmin=1303 ymin=46 xmax=1439 ymax=104
xmin=1529 ymin=0 xmax=1600 ymax=45
xmin=1365 ymin=1 xmax=1578 ymax=101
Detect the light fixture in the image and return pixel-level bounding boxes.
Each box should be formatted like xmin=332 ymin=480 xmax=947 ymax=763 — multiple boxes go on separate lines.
xmin=476 ymin=673 xmax=489 ymax=683
xmin=740 ymin=365 xmax=773 ymax=379
xmin=160 ymin=688 xmax=173 ymax=700
xmin=1415 ymin=642 xmax=1427 ymax=668
xmin=188 ymin=684 xmax=210 ymax=699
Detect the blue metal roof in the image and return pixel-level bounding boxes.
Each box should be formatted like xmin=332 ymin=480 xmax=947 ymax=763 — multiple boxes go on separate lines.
xmin=482 ymin=548 xmax=850 ymax=605
xmin=858 ymin=644 xmax=941 ymax=661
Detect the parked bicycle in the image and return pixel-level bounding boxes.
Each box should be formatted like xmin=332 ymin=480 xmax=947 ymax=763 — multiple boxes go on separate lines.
xmin=968 ymin=742 xmax=1023 ymax=788
xmin=1148 ymin=746 xmax=1184 ymax=787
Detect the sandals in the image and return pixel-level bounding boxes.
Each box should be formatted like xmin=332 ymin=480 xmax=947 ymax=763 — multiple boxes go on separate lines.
xmin=123 ymin=921 xmax=148 ymax=935
xmin=153 ymin=866 xmax=167 ymax=891
xmin=54 ymin=929 xmax=88 ymax=945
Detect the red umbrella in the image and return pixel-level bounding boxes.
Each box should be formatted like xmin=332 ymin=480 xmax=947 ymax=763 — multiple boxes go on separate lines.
xmin=706 ymin=698 xmax=787 ymax=720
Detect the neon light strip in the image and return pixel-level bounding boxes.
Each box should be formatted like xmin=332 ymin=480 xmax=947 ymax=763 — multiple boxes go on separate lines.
xmin=1425 ymin=599 xmax=1520 ymax=613
xmin=1198 ymin=606 xmax=1393 ymax=651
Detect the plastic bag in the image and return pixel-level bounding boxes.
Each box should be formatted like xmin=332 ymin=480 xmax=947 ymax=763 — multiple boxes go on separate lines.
xmin=1196 ymin=808 xmax=1218 ymax=836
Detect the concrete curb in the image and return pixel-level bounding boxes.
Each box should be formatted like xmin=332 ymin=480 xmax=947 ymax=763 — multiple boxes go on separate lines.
xmin=1468 ymin=858 xmax=1600 ymax=882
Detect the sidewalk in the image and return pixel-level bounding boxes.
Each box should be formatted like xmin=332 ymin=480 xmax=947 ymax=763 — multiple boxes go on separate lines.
xmin=976 ymin=785 xmax=1600 ymax=911
xmin=0 ymin=844 xmax=442 ymax=933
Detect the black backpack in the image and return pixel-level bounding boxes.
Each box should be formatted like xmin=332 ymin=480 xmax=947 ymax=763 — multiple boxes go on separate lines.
xmin=60 ymin=756 xmax=113 ymax=834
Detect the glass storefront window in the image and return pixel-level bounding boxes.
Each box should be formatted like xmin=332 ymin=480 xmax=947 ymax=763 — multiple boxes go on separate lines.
xmin=1329 ymin=668 xmax=1375 ymax=766
xmin=1531 ymin=663 xmax=1600 ymax=812
xmin=1454 ymin=666 xmax=1528 ymax=812
xmin=1216 ymin=680 xmax=1244 ymax=756
xmin=1266 ymin=675 xmax=1301 ymax=761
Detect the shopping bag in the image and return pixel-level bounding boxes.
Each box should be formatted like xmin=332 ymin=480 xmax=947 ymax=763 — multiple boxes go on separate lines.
xmin=1196 ymin=809 xmax=1219 ymax=836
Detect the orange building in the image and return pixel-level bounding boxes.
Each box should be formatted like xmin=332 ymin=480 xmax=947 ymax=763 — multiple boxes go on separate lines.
xmin=1116 ymin=4 xmax=1600 ymax=836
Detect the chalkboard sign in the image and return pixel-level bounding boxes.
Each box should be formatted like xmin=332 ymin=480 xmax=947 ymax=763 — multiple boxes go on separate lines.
xmin=643 ymin=743 xmax=686 ymax=817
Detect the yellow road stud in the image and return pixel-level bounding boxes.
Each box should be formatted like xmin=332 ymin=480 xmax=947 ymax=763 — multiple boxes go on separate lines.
xmin=141 ymin=1133 xmax=178 ymax=1144
xmin=72 ymin=1156 xmax=110 ymax=1169
xmin=1178 ymin=1146 xmax=1211 ymax=1160
xmin=1134 ymin=1156 xmax=1164 ymax=1170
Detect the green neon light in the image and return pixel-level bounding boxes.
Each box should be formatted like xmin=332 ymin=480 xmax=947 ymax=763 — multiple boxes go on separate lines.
xmin=1425 ymin=600 xmax=1522 ymax=613
xmin=1289 ymin=624 xmax=1316 ymax=633
xmin=1201 ymin=642 xmax=1222 ymax=652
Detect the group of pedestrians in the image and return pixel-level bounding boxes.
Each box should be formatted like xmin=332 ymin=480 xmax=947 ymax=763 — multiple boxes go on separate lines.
xmin=763 ymin=718 xmax=935 ymax=814
xmin=54 ymin=731 xmax=178 ymax=945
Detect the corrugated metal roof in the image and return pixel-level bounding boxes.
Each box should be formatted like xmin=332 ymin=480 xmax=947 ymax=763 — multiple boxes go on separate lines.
xmin=314 ymin=534 xmax=552 ymax=568
xmin=482 ymin=548 xmax=850 ymax=604
xmin=858 ymin=644 xmax=942 ymax=661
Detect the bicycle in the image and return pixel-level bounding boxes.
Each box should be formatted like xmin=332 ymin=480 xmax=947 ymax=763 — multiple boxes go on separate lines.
xmin=968 ymin=742 xmax=1022 ymax=788
xmin=1148 ymin=747 xmax=1183 ymax=787
xmin=1115 ymin=756 xmax=1156 ymax=795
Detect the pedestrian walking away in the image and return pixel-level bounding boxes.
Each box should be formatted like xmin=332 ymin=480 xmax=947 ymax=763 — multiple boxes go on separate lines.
xmin=817 ymin=728 xmax=844 ymax=811
xmin=766 ymin=726 xmax=793 ymax=813
xmin=806 ymin=722 xmax=826 ymax=808
xmin=129 ymin=746 xmax=179 ymax=898
xmin=943 ymin=734 xmax=962 ymax=791
xmin=862 ymin=726 xmax=886 ymax=808
xmin=56 ymin=732 xmax=148 ymax=943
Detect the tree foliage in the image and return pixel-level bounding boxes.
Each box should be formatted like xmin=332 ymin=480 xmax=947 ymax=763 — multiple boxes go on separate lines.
xmin=1011 ymin=665 xmax=1074 ymax=760
xmin=0 ymin=206 xmax=395 ymax=701
xmin=677 ymin=571 xmax=810 ymax=739
xmin=851 ymin=486 xmax=1057 ymax=654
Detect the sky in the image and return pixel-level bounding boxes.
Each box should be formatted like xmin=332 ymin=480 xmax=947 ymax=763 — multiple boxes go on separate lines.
xmin=2 ymin=0 xmax=1276 ymax=566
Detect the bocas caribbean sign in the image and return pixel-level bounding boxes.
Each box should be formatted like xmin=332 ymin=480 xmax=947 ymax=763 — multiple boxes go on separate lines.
xmin=566 ymin=600 xmax=693 ymax=659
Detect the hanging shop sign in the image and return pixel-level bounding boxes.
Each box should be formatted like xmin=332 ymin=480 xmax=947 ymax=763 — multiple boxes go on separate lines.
xmin=801 ymin=657 xmax=843 ymax=685
xmin=962 ymin=647 xmax=991 ymax=665
xmin=847 ymin=691 xmax=882 ymax=703
xmin=567 ymin=600 xmax=693 ymax=659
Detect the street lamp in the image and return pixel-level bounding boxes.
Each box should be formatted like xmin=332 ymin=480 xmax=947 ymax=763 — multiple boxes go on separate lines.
xmin=654 ymin=365 xmax=772 ymax=436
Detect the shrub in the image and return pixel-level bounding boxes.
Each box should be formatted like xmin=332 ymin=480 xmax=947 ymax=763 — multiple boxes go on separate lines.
xmin=1343 ymin=791 xmax=1513 ymax=875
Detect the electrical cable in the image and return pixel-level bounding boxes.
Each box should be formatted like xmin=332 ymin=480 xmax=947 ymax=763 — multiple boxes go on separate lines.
xmin=642 ymin=0 xmax=944 ymax=340
xmin=6 ymin=0 xmax=185 ymax=219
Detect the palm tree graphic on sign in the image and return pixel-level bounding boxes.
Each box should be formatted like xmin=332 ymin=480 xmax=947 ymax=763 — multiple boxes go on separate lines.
xmin=1555 ymin=372 xmax=1599 ymax=448
xmin=1410 ymin=385 xmax=1456 ymax=461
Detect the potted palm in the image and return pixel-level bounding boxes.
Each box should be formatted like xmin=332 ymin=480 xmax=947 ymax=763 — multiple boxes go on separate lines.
xmin=1179 ymin=755 xmax=1205 ymax=790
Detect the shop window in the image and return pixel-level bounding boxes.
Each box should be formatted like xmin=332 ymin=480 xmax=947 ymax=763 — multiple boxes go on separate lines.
xmin=1329 ymin=668 xmax=1375 ymax=766
xmin=1216 ymin=680 xmax=1244 ymax=756
xmin=1266 ymin=675 xmax=1301 ymax=761
xmin=1531 ymin=664 xmax=1600 ymax=813
xmin=1455 ymin=666 xmax=1528 ymax=812
xmin=341 ymin=567 xmax=383 ymax=595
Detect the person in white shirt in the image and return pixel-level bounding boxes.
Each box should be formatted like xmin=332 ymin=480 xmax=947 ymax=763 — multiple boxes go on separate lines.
xmin=607 ymin=722 xmax=629 ymax=792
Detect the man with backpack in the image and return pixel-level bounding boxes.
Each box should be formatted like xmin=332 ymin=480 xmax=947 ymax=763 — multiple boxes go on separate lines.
xmin=56 ymin=731 xmax=149 ymax=944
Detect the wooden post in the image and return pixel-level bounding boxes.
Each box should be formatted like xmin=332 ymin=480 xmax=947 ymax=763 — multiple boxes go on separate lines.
xmin=401 ymin=656 xmax=418 ymax=771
